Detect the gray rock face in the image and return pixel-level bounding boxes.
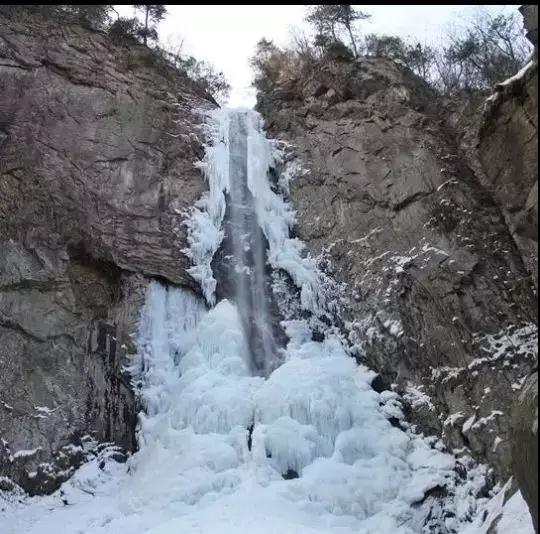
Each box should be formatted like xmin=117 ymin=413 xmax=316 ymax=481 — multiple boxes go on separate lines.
xmin=258 ymin=56 xmax=538 ymax=481
xmin=0 ymin=9 xmax=214 ymax=493
xmin=452 ymin=6 xmax=538 ymax=289
xmin=0 ymin=10 xmax=212 ymax=288
xmin=521 ymin=5 xmax=538 ymax=55
xmin=477 ymin=59 xmax=538 ymax=288
xmin=0 ymin=240 xmax=143 ymax=494
xmin=511 ymin=372 xmax=538 ymax=533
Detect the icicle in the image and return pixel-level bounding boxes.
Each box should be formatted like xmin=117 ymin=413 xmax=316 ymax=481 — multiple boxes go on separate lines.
xmin=183 ymin=109 xmax=232 ymax=305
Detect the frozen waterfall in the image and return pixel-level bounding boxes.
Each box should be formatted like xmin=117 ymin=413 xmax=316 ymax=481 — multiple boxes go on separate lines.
xmin=1 ymin=109 xmax=499 ymax=534
xmin=215 ymin=110 xmax=281 ymax=374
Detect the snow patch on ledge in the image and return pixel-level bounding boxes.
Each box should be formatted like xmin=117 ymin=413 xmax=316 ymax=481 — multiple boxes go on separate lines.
xmin=461 ymin=479 xmax=535 ymax=534
xmin=485 ymin=60 xmax=536 ymax=104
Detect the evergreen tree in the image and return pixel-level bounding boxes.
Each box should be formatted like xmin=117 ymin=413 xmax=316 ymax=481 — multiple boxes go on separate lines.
xmin=305 ymin=5 xmax=370 ymax=57
xmin=62 ymin=5 xmax=113 ymax=29
xmin=133 ymin=4 xmax=167 ymax=45
xmin=333 ymin=5 xmax=370 ymax=58
xmin=109 ymin=17 xmax=142 ymax=44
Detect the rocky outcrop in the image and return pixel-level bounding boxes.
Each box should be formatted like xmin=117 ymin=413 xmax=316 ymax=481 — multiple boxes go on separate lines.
xmin=521 ymin=4 xmax=538 ymax=55
xmin=477 ymin=59 xmax=538 ymax=287
xmin=453 ymin=5 xmax=539 ymax=288
xmin=0 ymin=246 xmax=143 ymax=494
xmin=511 ymin=371 xmax=538 ymax=533
xmin=258 ymin=54 xmax=538 ymax=483
xmin=476 ymin=9 xmax=539 ymax=528
xmin=0 ymin=8 xmax=213 ymax=493
xmin=0 ymin=9 xmax=212 ymax=288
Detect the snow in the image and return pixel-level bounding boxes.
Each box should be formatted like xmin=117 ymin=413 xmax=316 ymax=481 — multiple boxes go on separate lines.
xmin=1 ymin=399 xmax=13 ymax=411
xmin=496 ymin=60 xmax=535 ymax=89
xmin=383 ymin=319 xmax=404 ymax=337
xmin=11 ymin=448 xmax=41 ymax=460
xmin=492 ymin=437 xmax=503 ymax=452
xmin=496 ymin=489 xmax=536 ymax=534
xmin=1 ymin=109 xmax=494 ymax=533
xmin=404 ymin=384 xmax=435 ymax=411
xmin=461 ymin=480 xmax=535 ymax=534
xmin=444 ymin=411 xmax=465 ymax=427
xmin=32 ymin=405 xmax=58 ymax=419
xmin=470 ymin=411 xmax=503 ymax=431
xmin=34 ymin=406 xmax=57 ymax=414
xmin=462 ymin=415 xmax=477 ymax=434
xmin=471 ymin=324 xmax=538 ymax=369
xmin=436 ymin=178 xmax=458 ymax=192
xmin=361 ymin=238 xmax=451 ymax=285
xmin=350 ymin=227 xmax=382 ymax=244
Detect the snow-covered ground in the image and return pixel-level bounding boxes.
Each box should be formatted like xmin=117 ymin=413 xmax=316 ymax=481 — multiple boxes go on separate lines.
xmin=1 ymin=109 xmax=535 ymax=534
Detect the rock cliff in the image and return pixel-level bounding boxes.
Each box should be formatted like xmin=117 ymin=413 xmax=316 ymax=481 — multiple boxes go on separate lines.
xmin=477 ymin=5 xmax=537 ymax=289
xmin=0 ymin=8 xmax=214 ymax=493
xmin=511 ymin=371 xmax=538 ymax=532
xmin=256 ymin=14 xmax=538 ymax=488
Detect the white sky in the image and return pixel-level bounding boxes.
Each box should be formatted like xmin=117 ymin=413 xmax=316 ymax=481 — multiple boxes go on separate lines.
xmin=117 ymin=5 xmax=519 ymax=107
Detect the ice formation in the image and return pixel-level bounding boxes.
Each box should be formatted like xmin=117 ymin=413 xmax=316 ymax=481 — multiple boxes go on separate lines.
xmin=183 ymin=110 xmax=232 ymax=305
xmin=185 ymin=108 xmax=334 ymax=317
xmin=2 ymin=109 xmax=533 ymax=534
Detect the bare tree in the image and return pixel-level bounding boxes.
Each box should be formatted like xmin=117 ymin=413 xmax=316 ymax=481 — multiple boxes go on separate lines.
xmin=306 ymin=5 xmax=339 ymax=43
xmin=446 ymin=8 xmax=532 ymax=90
xmin=289 ymin=28 xmax=319 ymax=62
xmin=363 ymin=8 xmax=530 ymax=94
xmin=162 ymin=34 xmax=185 ymax=68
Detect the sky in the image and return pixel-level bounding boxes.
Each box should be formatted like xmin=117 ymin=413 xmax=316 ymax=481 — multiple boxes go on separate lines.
xmin=117 ymin=5 xmax=520 ymax=107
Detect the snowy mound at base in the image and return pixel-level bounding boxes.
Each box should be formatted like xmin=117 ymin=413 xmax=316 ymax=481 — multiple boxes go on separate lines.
xmin=1 ymin=282 xmax=504 ymax=534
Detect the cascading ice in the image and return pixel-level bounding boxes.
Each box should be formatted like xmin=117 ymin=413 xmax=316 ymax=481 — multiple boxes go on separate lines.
xmin=184 ymin=108 xmax=336 ymax=320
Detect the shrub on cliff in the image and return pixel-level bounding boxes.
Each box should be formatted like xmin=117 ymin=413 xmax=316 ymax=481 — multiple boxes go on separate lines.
xmin=108 ymin=17 xmax=142 ymax=44
xmin=250 ymin=39 xmax=307 ymax=96
xmin=1 ymin=5 xmax=113 ymax=30
xmin=62 ymin=5 xmax=113 ymax=30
